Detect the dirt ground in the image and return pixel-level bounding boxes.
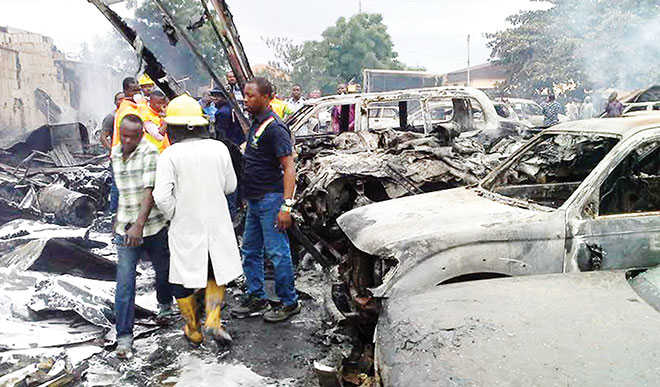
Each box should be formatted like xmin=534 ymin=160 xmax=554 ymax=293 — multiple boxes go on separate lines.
xmin=81 ymin=275 xmax=349 ymax=386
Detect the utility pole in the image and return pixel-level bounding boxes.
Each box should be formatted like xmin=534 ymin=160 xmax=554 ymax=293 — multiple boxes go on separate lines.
xmin=358 ymin=0 xmax=362 ymax=13
xmin=466 ymin=34 xmax=471 ymax=87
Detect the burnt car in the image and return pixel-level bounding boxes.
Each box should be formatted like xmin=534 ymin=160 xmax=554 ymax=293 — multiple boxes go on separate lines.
xmin=337 ymin=113 xmax=660 ymax=304
xmin=376 ymin=266 xmax=660 ymax=386
xmin=287 ymin=86 xmax=527 ymax=157
xmin=290 ymin=88 xmax=530 ymax=244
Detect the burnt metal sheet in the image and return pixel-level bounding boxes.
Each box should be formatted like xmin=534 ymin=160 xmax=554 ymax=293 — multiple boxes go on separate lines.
xmin=0 ymin=220 xmax=115 ymax=281
xmin=0 ymin=122 xmax=90 ymax=158
xmin=376 ymin=270 xmax=660 ymax=387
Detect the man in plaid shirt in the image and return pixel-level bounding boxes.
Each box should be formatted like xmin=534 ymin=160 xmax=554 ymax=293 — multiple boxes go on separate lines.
xmin=111 ymin=113 xmax=173 ymax=359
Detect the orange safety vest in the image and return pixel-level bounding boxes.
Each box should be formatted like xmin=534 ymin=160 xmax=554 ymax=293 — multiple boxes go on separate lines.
xmin=112 ymin=99 xmax=170 ymax=154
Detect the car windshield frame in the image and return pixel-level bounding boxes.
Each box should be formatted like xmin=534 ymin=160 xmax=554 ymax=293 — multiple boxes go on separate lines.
xmin=479 ymin=130 xmax=621 ymax=211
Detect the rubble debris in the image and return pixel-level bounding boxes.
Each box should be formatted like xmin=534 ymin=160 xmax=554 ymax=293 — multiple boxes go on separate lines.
xmin=0 ymin=220 xmax=115 ymax=280
xmin=0 ymin=122 xmax=90 ymax=159
xmin=0 ymin=122 xmax=111 ymax=228
xmin=0 ymin=345 xmax=103 ymax=385
xmin=38 ymin=183 xmax=97 ymax=227
xmin=295 ymin=128 xmax=525 ymax=241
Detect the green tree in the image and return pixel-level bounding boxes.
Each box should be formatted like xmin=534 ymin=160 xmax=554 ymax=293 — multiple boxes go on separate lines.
xmin=487 ymin=0 xmax=660 ymax=98
xmin=322 ymin=13 xmax=403 ymax=84
xmin=266 ymin=13 xmax=405 ymax=95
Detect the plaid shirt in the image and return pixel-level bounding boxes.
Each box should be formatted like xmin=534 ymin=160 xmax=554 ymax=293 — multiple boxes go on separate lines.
xmin=111 ymin=138 xmax=166 ymax=237
xmin=542 ymin=101 xmax=562 ymax=127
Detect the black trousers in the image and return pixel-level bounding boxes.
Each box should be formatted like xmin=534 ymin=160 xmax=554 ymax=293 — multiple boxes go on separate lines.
xmin=171 ymin=258 xmax=216 ymax=299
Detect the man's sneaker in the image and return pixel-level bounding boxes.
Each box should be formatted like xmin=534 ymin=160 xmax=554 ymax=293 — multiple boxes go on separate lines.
xmin=116 ymin=336 xmax=133 ymax=360
xmin=263 ymin=301 xmax=301 ymax=323
xmin=156 ymin=303 xmax=175 ymax=325
xmin=231 ymin=294 xmax=270 ymax=319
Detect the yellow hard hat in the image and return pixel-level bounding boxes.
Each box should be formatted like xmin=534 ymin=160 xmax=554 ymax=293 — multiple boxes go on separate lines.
xmin=164 ymin=94 xmax=209 ymax=126
xmin=138 ymin=74 xmax=155 ymax=86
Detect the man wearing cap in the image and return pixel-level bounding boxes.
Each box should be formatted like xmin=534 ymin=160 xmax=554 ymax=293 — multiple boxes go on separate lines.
xmin=153 ymin=95 xmax=242 ymax=346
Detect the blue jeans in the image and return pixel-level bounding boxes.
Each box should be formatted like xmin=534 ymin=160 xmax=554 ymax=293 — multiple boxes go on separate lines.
xmin=109 ymin=167 xmax=119 ymax=213
xmin=226 ymin=191 xmax=239 ymax=221
xmin=241 ymin=192 xmax=298 ymax=306
xmin=114 ymin=227 xmax=172 ymax=339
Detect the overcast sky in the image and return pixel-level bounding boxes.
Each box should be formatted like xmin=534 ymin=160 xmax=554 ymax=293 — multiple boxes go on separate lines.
xmin=1 ymin=0 xmax=547 ymax=74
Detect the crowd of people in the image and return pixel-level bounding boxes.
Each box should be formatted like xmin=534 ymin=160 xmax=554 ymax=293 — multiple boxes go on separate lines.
xmin=99 ymin=73 xmax=307 ymax=359
xmin=540 ymin=91 xmax=624 ymax=128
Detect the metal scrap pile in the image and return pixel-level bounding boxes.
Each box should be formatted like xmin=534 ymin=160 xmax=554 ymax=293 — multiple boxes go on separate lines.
xmin=0 ymin=123 xmax=138 ymax=384
xmin=0 ymin=123 xmax=111 ymax=227
xmin=0 ymin=218 xmax=162 ymax=385
xmin=295 ymin=129 xmax=526 ymax=239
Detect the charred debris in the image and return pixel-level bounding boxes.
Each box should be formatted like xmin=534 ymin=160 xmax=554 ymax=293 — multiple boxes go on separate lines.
xmin=2 ymin=1 xmax=646 ymax=386
xmin=0 ymin=2 xmax=535 ymax=386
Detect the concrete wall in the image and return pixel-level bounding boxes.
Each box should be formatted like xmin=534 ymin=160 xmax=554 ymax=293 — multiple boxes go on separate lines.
xmin=0 ymin=27 xmax=72 ymax=135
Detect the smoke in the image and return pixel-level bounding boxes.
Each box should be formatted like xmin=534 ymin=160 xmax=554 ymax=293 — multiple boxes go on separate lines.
xmin=567 ymin=2 xmax=660 ymax=91
xmin=74 ymin=30 xmax=139 ymax=134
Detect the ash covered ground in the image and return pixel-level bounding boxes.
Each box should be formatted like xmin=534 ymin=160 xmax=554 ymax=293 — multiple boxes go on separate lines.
xmin=0 ymin=219 xmax=352 ymax=386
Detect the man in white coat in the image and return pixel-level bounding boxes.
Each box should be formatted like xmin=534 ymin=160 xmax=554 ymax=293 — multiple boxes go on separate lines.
xmin=153 ymin=94 xmax=242 ymax=345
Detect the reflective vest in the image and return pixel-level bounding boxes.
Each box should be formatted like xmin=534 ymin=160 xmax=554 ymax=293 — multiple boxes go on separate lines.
xmin=112 ymin=99 xmax=170 ymax=154
xmin=270 ymin=98 xmax=293 ymax=120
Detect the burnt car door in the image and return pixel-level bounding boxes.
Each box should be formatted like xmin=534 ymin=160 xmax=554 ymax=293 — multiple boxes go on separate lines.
xmin=291 ymin=102 xmax=355 ymax=158
xmin=568 ymin=135 xmax=660 ymax=271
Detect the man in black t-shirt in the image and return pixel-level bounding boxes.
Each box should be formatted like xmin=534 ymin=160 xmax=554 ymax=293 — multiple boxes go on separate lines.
xmin=231 ymin=77 xmax=300 ymax=322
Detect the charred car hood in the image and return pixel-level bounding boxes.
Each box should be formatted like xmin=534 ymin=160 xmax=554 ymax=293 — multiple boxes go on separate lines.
xmin=339 ymin=186 xmax=557 ymax=254
xmin=337 ymin=187 xmax=564 ymax=297
xmin=376 ymin=270 xmax=660 ymax=386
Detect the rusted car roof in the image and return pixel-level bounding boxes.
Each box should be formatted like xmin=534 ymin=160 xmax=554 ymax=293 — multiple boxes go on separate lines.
xmin=547 ymin=113 xmax=660 ymax=137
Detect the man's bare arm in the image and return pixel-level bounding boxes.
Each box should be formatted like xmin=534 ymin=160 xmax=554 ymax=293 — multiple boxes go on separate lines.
xmin=276 ymin=155 xmax=295 ymax=231
xmin=125 ymin=187 xmax=155 ymax=246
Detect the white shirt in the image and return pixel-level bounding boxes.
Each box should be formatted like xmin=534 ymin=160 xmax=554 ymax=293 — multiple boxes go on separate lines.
xmin=286 ymin=97 xmax=306 ymax=113
xmin=153 ymin=138 xmax=242 ymax=288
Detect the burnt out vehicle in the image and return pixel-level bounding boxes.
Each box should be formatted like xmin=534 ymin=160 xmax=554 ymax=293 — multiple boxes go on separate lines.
xmin=376 ymin=266 xmax=660 ymax=386
xmin=289 ymin=88 xmax=529 ymax=245
xmin=287 ymin=86 xmax=526 ymax=157
xmin=335 ymin=114 xmax=660 ymax=336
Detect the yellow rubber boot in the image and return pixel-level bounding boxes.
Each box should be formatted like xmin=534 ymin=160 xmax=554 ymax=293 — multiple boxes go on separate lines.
xmin=176 ymin=295 xmax=203 ymax=345
xmin=204 ymin=280 xmax=232 ymax=344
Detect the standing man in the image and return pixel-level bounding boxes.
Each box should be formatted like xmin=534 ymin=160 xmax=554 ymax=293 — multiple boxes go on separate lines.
xmin=581 ymin=96 xmax=594 ymax=119
xmin=226 ymin=71 xmax=245 ymax=111
xmin=213 ymin=90 xmax=245 ymax=222
xmin=112 ymin=77 xmax=143 ymax=152
xmin=138 ymin=74 xmax=156 ymax=98
xmin=331 ymin=83 xmax=355 ymax=133
xmin=142 ymin=90 xmax=170 ymax=153
xmin=286 ymin=84 xmax=305 ymax=113
xmin=199 ymin=89 xmax=218 ymax=127
xmin=231 ymin=77 xmax=300 ymax=322
xmin=214 ymin=91 xmax=245 ymax=146
xmin=541 ymin=94 xmax=562 ymax=127
xmin=604 ymin=92 xmax=624 ymax=117
xmin=101 ymin=91 xmax=124 ymax=213
xmin=566 ymin=99 xmax=579 ymax=121
xmin=100 ymin=92 xmax=124 ymax=151
xmin=153 ymin=95 xmax=241 ymax=345
xmin=112 ymin=114 xmax=173 ymax=359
